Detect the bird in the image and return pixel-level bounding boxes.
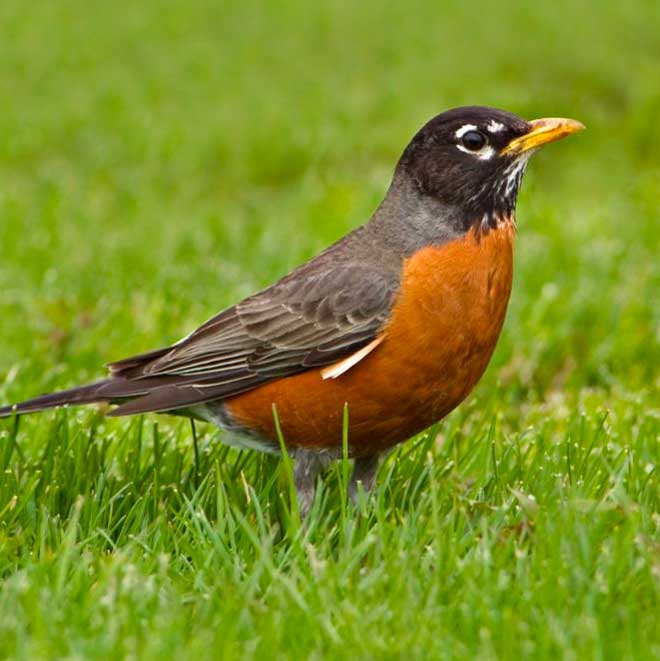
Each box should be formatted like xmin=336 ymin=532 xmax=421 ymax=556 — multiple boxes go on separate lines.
xmin=0 ymin=106 xmax=584 ymax=513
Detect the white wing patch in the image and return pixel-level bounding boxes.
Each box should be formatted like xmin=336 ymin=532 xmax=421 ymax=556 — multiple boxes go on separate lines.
xmin=321 ymin=336 xmax=384 ymax=380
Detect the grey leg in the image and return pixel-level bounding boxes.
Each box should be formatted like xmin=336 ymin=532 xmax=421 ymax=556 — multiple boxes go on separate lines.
xmin=293 ymin=449 xmax=336 ymax=517
xmin=348 ymin=454 xmax=381 ymax=506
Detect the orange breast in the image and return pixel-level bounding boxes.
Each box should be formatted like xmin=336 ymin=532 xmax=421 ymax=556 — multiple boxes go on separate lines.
xmin=225 ymin=222 xmax=515 ymax=456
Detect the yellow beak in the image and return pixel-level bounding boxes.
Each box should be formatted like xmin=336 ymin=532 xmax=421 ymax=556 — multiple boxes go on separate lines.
xmin=501 ymin=117 xmax=585 ymax=155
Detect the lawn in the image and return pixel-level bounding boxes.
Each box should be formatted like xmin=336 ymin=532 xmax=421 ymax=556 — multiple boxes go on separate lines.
xmin=0 ymin=0 xmax=659 ymax=657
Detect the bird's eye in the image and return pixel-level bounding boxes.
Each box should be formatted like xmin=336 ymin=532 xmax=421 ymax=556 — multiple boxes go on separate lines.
xmin=461 ymin=130 xmax=487 ymax=151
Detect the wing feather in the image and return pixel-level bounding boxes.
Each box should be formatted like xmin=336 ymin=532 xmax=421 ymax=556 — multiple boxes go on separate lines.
xmin=105 ymin=259 xmax=400 ymax=413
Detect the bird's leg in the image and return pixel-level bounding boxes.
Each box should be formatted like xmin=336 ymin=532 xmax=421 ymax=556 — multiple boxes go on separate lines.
xmin=348 ymin=454 xmax=382 ymax=506
xmin=293 ymin=449 xmax=384 ymax=514
xmin=292 ymin=449 xmax=334 ymax=517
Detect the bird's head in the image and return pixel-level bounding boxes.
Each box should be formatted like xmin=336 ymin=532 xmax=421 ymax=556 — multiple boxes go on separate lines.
xmin=397 ymin=106 xmax=584 ymax=228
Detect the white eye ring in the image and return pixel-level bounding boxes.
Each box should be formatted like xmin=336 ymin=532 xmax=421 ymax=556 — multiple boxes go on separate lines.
xmin=454 ymin=125 xmax=495 ymax=160
xmin=456 ymin=144 xmax=496 ymax=160
xmin=455 ymin=124 xmax=478 ymax=138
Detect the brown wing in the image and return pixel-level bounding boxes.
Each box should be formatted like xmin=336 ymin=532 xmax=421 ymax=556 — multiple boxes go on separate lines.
xmin=105 ymin=261 xmax=399 ymax=415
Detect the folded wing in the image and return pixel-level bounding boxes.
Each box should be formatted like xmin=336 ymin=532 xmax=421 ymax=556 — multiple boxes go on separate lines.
xmin=103 ymin=261 xmax=398 ymax=415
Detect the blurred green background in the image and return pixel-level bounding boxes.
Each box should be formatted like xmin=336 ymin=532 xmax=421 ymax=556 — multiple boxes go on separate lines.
xmin=0 ymin=1 xmax=658 ymax=658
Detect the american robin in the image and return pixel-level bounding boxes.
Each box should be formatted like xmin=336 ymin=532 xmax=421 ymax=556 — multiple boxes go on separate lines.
xmin=0 ymin=106 xmax=584 ymax=512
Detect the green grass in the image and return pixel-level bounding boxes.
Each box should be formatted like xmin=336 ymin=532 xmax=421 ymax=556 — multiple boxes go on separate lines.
xmin=0 ymin=0 xmax=659 ymax=657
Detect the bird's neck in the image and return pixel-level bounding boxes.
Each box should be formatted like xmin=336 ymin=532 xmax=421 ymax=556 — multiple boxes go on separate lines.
xmin=369 ymin=171 xmax=511 ymax=256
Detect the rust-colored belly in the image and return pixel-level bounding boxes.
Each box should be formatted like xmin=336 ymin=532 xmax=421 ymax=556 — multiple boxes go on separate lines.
xmin=225 ymin=223 xmax=515 ymax=456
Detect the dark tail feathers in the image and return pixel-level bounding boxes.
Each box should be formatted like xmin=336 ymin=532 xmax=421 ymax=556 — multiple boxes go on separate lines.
xmin=0 ymin=379 xmax=113 ymax=418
